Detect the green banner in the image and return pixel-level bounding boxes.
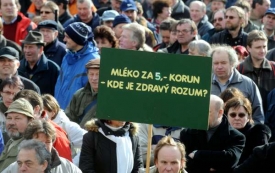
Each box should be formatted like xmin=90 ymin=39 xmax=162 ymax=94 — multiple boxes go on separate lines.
xmin=97 ymin=48 xmax=212 ymax=130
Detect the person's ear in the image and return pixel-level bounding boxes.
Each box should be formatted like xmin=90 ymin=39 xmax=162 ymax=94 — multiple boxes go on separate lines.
xmin=41 ymin=160 xmax=48 ymax=171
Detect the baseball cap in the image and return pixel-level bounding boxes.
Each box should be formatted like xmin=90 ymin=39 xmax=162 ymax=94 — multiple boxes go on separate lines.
xmin=102 ymin=10 xmax=119 ymax=21
xmin=120 ymin=0 xmax=137 ymax=12
xmin=0 ymin=46 xmax=19 ymax=60
xmin=265 ymin=8 xmax=275 ymax=16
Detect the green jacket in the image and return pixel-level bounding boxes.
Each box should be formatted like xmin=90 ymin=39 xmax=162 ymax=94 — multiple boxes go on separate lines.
xmin=0 ymin=138 xmax=24 ymax=172
xmin=65 ymin=82 xmax=97 ymax=127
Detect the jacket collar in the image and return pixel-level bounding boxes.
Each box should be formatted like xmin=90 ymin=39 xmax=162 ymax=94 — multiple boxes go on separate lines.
xmin=51 ymin=148 xmax=61 ymax=168
xmin=23 ymin=53 xmax=49 ymax=73
xmin=212 ymin=68 xmax=243 ymax=85
xmin=44 ymin=39 xmax=59 ymax=53
xmin=225 ymin=27 xmax=244 ymax=38
xmin=242 ymin=56 xmax=272 ymax=73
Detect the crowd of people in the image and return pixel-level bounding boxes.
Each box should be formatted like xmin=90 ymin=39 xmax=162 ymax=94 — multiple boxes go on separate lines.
xmin=0 ymin=0 xmax=274 ymax=172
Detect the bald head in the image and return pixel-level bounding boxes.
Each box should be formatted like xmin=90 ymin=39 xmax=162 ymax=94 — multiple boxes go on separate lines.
xmin=208 ymin=95 xmax=224 ymax=128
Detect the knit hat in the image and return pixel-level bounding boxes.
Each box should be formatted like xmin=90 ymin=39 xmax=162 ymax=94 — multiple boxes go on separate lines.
xmin=64 ymin=22 xmax=92 ymax=46
xmin=113 ymin=14 xmax=131 ymax=28
xmin=5 ymin=98 xmax=34 ymax=118
xmin=85 ymin=58 xmax=100 ymax=69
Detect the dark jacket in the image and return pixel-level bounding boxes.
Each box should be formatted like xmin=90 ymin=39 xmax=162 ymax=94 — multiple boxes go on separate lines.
xmin=44 ymin=39 xmax=66 ymax=67
xmin=59 ymin=10 xmax=72 ymax=26
xmin=57 ymin=21 xmax=65 ymax=43
xmin=63 ymin=13 xmax=100 ymax=32
xmin=197 ymin=15 xmax=214 ymax=38
xmin=202 ymin=28 xmax=222 ymax=42
xmin=0 ymin=35 xmax=22 ymax=59
xmin=237 ymin=123 xmax=271 ymax=165
xmin=244 ymin=20 xmax=259 ymax=33
xmin=211 ymin=69 xmax=264 ymax=124
xmin=234 ymin=142 xmax=275 ymax=173
xmin=171 ymin=0 xmax=190 ymax=20
xmin=79 ymin=119 xmax=143 ymax=173
xmin=160 ymin=40 xmax=190 ymax=54
xmin=65 ymin=82 xmax=97 ymax=126
xmin=267 ymin=35 xmax=275 ymax=50
xmin=266 ymin=47 xmax=275 ymax=61
xmin=18 ymin=54 xmax=60 ymax=95
xmin=237 ymin=56 xmax=275 ymax=112
xmin=180 ymin=116 xmax=245 ymax=173
xmin=210 ymin=28 xmax=248 ymax=47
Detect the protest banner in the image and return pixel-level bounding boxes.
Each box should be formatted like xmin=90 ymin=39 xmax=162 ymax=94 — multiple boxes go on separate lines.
xmin=97 ymin=48 xmax=212 ymax=130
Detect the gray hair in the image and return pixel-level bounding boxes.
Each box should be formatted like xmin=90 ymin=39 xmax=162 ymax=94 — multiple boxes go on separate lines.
xmin=18 ymin=139 xmax=51 ymax=172
xmin=122 ymin=23 xmax=145 ymax=49
xmin=210 ymin=45 xmax=239 ymax=67
xmin=77 ymin=0 xmax=92 ymax=7
xmin=190 ymin=1 xmax=206 ymax=12
xmin=188 ymin=40 xmax=211 ymax=56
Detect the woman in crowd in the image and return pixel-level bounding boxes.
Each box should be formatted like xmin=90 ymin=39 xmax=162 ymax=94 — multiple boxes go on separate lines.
xmin=79 ymin=119 xmax=143 ymax=173
xmin=220 ymin=87 xmax=245 ymax=104
xmin=94 ymin=25 xmax=118 ymax=54
xmin=224 ymin=96 xmax=271 ymax=165
xmin=42 ymin=94 xmax=87 ymax=165
xmin=233 ymin=45 xmax=249 ymax=64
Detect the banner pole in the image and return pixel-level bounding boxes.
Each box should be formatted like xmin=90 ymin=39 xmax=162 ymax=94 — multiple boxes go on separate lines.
xmin=145 ymin=124 xmax=153 ymax=173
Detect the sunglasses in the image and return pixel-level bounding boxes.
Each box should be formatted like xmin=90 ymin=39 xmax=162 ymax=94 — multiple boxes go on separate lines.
xmin=225 ymin=16 xmax=236 ymax=20
xmin=40 ymin=11 xmax=53 ymax=14
xmin=228 ymin=113 xmax=246 ymax=118
xmin=213 ymin=17 xmax=223 ymax=23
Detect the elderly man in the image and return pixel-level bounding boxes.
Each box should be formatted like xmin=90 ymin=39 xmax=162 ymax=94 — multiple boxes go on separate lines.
xmin=180 ymin=95 xmax=245 ymax=173
xmin=16 ymin=140 xmax=51 ymax=173
xmin=211 ymin=45 xmax=264 ymax=124
xmin=210 ymin=6 xmax=248 ymax=47
xmin=160 ymin=19 xmax=197 ymax=54
xmin=0 ymin=47 xmax=40 ymax=93
xmin=37 ymin=20 xmax=66 ymax=66
xmin=63 ymin=0 xmax=100 ymax=31
xmin=190 ymin=1 xmax=213 ymax=37
xmin=0 ymin=0 xmax=36 ymax=45
xmin=119 ymin=23 xmax=152 ymax=51
xmin=66 ymin=58 xmax=99 ymax=127
xmin=18 ymin=31 xmax=60 ymax=95
xmin=55 ymin=22 xmax=99 ymax=110
xmin=0 ymin=98 xmax=34 ymax=172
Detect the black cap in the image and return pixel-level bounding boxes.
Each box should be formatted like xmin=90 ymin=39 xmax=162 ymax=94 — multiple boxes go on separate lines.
xmin=0 ymin=47 xmax=19 ymax=60
xmin=51 ymin=0 xmax=69 ymax=4
xmin=38 ymin=20 xmax=58 ymax=30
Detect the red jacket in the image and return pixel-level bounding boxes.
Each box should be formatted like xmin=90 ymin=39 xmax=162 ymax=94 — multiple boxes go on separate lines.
xmin=50 ymin=120 xmax=72 ymax=162
xmin=15 ymin=12 xmax=37 ymax=45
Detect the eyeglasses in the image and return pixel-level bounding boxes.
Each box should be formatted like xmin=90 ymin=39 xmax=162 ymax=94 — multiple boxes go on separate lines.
xmin=228 ymin=112 xmax=246 ymax=118
xmin=176 ymin=30 xmax=192 ymax=34
xmin=40 ymin=11 xmax=53 ymax=14
xmin=1 ymin=91 xmax=17 ymax=96
xmin=213 ymin=17 xmax=223 ymax=23
xmin=225 ymin=15 xmax=237 ymax=20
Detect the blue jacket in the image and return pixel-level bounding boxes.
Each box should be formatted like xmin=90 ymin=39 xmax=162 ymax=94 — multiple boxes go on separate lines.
xmin=54 ymin=42 xmax=99 ymax=110
xmin=63 ymin=13 xmax=100 ymax=32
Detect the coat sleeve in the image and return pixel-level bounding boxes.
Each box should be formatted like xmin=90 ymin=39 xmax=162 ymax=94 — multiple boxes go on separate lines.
xmin=250 ymin=81 xmax=265 ymax=124
xmin=65 ymin=93 xmax=79 ymax=123
xmin=132 ymin=135 xmax=144 ymax=173
xmin=79 ymin=132 xmax=97 ymax=173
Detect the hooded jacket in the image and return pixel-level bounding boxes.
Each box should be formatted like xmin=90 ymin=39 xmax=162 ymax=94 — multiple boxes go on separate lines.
xmin=79 ymin=119 xmax=143 ymax=173
xmin=54 ymin=42 xmax=99 ymax=110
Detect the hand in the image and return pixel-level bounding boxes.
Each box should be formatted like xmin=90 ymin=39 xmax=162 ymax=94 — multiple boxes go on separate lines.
xmin=188 ymin=150 xmax=197 ymax=159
